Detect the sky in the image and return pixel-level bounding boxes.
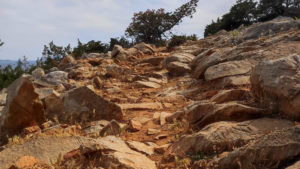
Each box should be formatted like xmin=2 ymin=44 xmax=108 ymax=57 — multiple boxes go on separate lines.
xmin=0 ymin=0 xmax=236 ymax=60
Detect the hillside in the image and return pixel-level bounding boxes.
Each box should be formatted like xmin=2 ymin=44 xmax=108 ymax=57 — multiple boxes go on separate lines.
xmin=0 ymin=17 xmax=300 ymax=169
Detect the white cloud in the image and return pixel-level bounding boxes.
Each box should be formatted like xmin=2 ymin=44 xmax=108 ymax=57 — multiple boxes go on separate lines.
xmin=0 ymin=0 xmax=236 ymax=60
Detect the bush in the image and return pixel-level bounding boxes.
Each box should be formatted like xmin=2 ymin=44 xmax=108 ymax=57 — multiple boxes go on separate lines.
xmin=167 ymin=34 xmax=198 ymax=50
xmin=72 ymin=39 xmax=109 ymax=58
xmin=108 ymin=36 xmax=133 ymax=51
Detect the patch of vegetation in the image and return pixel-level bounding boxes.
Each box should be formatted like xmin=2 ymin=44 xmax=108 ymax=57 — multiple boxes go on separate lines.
xmin=205 ymin=0 xmax=300 ymax=36
xmin=167 ymin=34 xmax=198 ymax=50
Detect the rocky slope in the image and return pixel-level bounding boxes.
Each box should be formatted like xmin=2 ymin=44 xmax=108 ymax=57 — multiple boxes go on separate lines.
xmin=0 ymin=17 xmax=300 ymax=169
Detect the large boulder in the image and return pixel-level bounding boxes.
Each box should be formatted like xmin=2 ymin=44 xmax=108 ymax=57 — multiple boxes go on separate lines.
xmin=194 ymin=101 xmax=264 ymax=129
xmin=41 ymin=71 xmax=69 ymax=85
xmin=0 ymin=76 xmax=45 ymax=141
xmin=204 ymin=60 xmax=253 ymax=81
xmin=172 ymin=101 xmax=264 ymax=129
xmin=106 ymin=64 xmax=123 ymax=78
xmin=45 ymin=86 xmax=123 ymax=123
xmin=111 ymin=45 xmax=130 ymax=60
xmin=133 ymin=42 xmax=155 ymax=55
xmin=169 ymin=118 xmax=294 ymax=157
xmin=58 ymin=55 xmax=76 ymax=70
xmin=251 ymin=54 xmax=300 ymax=120
xmin=191 ymin=47 xmax=233 ymax=78
xmin=204 ymin=126 xmax=300 ymax=169
xmin=79 ymin=136 xmax=157 ymax=169
xmin=31 ymin=68 xmax=45 ymax=80
xmin=165 ymin=53 xmax=194 ymax=64
xmin=166 ymin=61 xmax=191 ymax=76
xmin=164 ymin=53 xmax=194 ymax=76
xmin=0 ymin=136 xmax=91 ymax=167
xmin=240 ymin=17 xmax=300 ymax=41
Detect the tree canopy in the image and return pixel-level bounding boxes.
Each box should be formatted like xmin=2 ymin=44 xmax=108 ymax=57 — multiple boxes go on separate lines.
xmin=204 ymin=0 xmax=300 ymax=37
xmin=126 ymin=0 xmax=199 ymax=45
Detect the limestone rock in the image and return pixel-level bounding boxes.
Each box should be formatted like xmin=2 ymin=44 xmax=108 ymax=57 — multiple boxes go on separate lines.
xmin=34 ymin=88 xmax=58 ymax=100
xmin=210 ymin=126 xmax=300 ymax=169
xmin=170 ymin=118 xmax=294 ymax=157
xmin=134 ymin=42 xmax=155 ymax=54
xmin=147 ymin=128 xmax=161 ymax=135
xmin=165 ymin=53 xmax=194 ymax=64
xmin=210 ymin=89 xmax=250 ymax=104
xmin=80 ymin=136 xmax=157 ymax=169
xmin=129 ymin=119 xmax=142 ymax=131
xmin=42 ymin=71 xmax=68 ymax=85
xmin=58 ymin=55 xmax=76 ymax=70
xmin=106 ymin=64 xmax=123 ymax=78
xmin=195 ymin=101 xmax=265 ymax=129
xmin=13 ymin=156 xmax=39 ymax=169
xmin=0 ymin=76 xmax=45 ymax=140
xmin=45 ymin=86 xmax=123 ymax=123
xmin=160 ymin=112 xmax=172 ymax=125
xmin=139 ymin=57 xmax=164 ymax=66
xmin=81 ymin=53 xmax=103 ymax=59
xmin=240 ymin=17 xmax=300 ymax=41
xmin=179 ymin=101 xmax=265 ymax=129
xmin=0 ymin=136 xmax=91 ymax=167
xmin=82 ymin=120 xmax=109 ymax=138
xmin=191 ymin=47 xmax=233 ymax=78
xmin=119 ymin=103 xmax=163 ymax=111
xmin=111 ymin=45 xmax=130 ymax=60
xmin=251 ymin=54 xmax=300 ymax=120
xmin=99 ymin=120 xmax=127 ymax=137
xmin=204 ymin=60 xmax=253 ymax=81
xmin=166 ymin=61 xmax=191 ymax=76
xmin=127 ymin=140 xmax=155 ymax=155
xmin=31 ymin=68 xmax=45 ymax=80
xmin=135 ymin=81 xmax=161 ymax=88
xmin=215 ymin=75 xmax=250 ymax=87
xmin=0 ymin=88 xmax=7 ymax=106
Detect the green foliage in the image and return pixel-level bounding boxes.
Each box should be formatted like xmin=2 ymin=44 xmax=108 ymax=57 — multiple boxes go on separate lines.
xmin=205 ymin=0 xmax=257 ymax=37
xmin=0 ymin=56 xmax=34 ymax=90
xmin=108 ymin=36 xmax=132 ymax=51
xmin=204 ymin=0 xmax=300 ymax=36
xmin=126 ymin=0 xmax=199 ymax=46
xmin=72 ymin=39 xmax=109 ymax=58
xmin=39 ymin=41 xmax=72 ymax=70
xmin=167 ymin=34 xmax=198 ymax=50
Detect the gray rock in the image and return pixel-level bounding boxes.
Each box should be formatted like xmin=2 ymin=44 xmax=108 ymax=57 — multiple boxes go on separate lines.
xmin=31 ymin=68 xmax=45 ymax=80
xmin=251 ymin=54 xmax=300 ymax=120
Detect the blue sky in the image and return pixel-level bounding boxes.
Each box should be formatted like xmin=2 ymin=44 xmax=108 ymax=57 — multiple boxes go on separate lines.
xmin=0 ymin=0 xmax=236 ymax=60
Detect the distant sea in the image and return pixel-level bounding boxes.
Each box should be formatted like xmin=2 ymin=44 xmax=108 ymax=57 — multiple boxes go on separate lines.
xmin=0 ymin=60 xmax=36 ymax=68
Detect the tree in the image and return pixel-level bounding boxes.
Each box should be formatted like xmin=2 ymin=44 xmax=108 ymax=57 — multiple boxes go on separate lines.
xmin=256 ymin=0 xmax=300 ymax=21
xmin=39 ymin=41 xmax=72 ymax=70
xmin=204 ymin=0 xmax=257 ymax=36
xmin=72 ymin=39 xmax=109 ymax=58
xmin=126 ymin=0 xmax=199 ymax=45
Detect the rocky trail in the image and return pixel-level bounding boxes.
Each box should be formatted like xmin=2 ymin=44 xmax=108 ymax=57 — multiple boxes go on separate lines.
xmin=1 ymin=17 xmax=300 ymax=169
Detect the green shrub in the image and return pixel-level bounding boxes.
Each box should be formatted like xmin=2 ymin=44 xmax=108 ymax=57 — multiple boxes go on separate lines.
xmin=167 ymin=34 xmax=198 ymax=50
